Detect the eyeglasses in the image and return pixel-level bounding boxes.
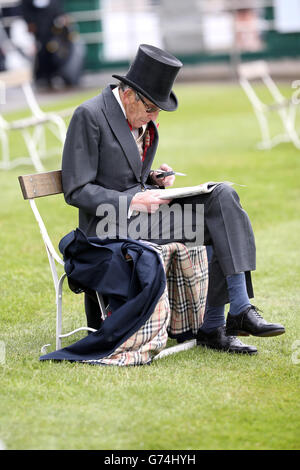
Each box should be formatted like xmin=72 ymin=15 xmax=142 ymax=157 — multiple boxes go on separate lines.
xmin=136 ymin=91 xmax=161 ymax=114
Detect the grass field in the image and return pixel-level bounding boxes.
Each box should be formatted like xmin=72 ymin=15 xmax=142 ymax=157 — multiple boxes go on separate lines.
xmin=0 ymin=82 xmax=299 ymax=450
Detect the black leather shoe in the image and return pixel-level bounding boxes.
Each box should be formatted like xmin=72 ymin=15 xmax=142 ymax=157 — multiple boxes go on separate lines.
xmin=196 ymin=326 xmax=257 ymax=354
xmin=226 ymin=305 xmax=285 ymax=337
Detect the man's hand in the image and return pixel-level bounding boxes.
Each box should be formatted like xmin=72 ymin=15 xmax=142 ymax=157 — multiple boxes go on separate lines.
xmin=151 ymin=163 xmax=176 ymax=187
xmin=130 ymin=190 xmax=171 ymax=214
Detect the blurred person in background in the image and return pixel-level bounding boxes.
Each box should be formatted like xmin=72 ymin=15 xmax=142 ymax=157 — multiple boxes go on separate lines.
xmin=21 ymin=0 xmax=85 ymax=88
xmin=0 ymin=4 xmax=32 ymax=71
xmin=0 ymin=9 xmax=6 ymax=71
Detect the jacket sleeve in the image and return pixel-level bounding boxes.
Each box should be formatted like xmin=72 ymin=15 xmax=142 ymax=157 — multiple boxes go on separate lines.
xmin=61 ymin=105 xmax=135 ymax=216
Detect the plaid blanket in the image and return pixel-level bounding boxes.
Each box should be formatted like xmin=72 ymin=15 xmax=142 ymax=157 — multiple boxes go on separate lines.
xmin=83 ymin=243 xmax=208 ymax=366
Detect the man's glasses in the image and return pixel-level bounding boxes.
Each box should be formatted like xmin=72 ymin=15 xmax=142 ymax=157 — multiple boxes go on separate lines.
xmin=136 ymin=91 xmax=161 ymax=114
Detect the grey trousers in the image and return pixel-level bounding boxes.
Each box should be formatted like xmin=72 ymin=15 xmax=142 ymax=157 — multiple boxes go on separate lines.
xmin=151 ymin=183 xmax=256 ymax=306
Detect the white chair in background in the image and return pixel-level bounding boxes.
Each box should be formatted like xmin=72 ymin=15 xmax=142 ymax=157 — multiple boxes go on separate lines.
xmin=0 ymin=68 xmax=67 ymax=172
xmin=238 ymin=60 xmax=300 ymax=149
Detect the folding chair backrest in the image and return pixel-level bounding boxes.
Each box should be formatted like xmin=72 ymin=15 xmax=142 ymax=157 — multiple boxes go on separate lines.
xmin=0 ymin=68 xmax=68 ymax=172
xmin=238 ymin=60 xmax=269 ymax=81
xmin=18 ymin=170 xmax=64 ymax=267
xmin=237 ymin=60 xmax=300 ymax=150
xmin=238 ymin=60 xmax=285 ymax=106
xmin=0 ymin=68 xmax=33 ymax=88
xmin=18 ymin=170 xmax=108 ymax=350
xmin=0 ymin=67 xmax=44 ymax=118
xmin=18 ymin=169 xmax=62 ymax=199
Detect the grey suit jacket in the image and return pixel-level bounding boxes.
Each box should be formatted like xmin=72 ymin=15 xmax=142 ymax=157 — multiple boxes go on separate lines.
xmin=62 ymin=85 xmax=159 ymax=237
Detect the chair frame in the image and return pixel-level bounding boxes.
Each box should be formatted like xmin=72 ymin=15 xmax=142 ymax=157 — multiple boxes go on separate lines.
xmin=0 ymin=68 xmax=67 ymax=172
xmin=18 ymin=170 xmax=197 ymax=360
xmin=238 ymin=60 xmax=300 ymax=150
xmin=18 ymin=170 xmax=102 ymax=352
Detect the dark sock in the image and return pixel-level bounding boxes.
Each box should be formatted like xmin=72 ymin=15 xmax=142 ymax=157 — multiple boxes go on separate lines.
xmin=226 ymin=272 xmax=251 ymax=316
xmin=200 ymin=246 xmax=225 ymax=333
xmin=200 ymin=304 xmax=225 ymax=334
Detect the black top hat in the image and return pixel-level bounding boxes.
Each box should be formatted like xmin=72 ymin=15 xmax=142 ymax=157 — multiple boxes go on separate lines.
xmin=112 ymin=44 xmax=183 ymax=112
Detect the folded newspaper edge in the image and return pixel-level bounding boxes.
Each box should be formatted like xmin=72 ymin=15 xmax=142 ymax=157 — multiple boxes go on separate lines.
xmin=159 ymin=181 xmax=237 ymax=200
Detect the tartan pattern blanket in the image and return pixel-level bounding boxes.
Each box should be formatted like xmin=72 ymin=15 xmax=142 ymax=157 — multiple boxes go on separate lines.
xmin=83 ymin=243 xmax=208 ymax=366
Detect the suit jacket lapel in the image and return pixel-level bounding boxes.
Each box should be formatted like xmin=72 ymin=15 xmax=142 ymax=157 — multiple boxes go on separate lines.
xmin=102 ymin=86 xmax=142 ymax=182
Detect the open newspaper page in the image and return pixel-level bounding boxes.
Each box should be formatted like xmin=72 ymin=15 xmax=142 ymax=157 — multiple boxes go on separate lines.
xmin=158 ymin=181 xmax=235 ymax=200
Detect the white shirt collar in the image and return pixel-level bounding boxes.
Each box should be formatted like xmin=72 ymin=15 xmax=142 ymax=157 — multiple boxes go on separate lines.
xmin=112 ymin=86 xmax=127 ymax=118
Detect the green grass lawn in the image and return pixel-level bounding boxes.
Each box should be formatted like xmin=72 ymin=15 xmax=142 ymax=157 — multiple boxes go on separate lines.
xmin=0 ymin=82 xmax=299 ymax=450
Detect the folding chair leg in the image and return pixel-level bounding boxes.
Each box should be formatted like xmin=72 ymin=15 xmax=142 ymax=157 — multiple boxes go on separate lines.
xmin=95 ymin=291 xmax=108 ymax=321
xmin=33 ymin=124 xmax=47 ymax=159
xmin=22 ymin=128 xmax=44 ymax=172
xmin=282 ymin=108 xmax=300 ymax=149
xmin=47 ymin=115 xmax=67 ymax=144
xmin=56 ymin=273 xmax=67 ymax=350
xmin=255 ymin=109 xmax=273 ymax=149
xmin=55 ymin=273 xmax=97 ymax=350
xmin=0 ymin=127 xmax=9 ymax=169
xmin=288 ymin=129 xmax=300 ymax=149
xmin=153 ymin=339 xmax=197 ymax=361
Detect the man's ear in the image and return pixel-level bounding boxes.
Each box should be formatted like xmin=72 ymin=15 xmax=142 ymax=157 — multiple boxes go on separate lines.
xmin=123 ymin=88 xmax=136 ymax=104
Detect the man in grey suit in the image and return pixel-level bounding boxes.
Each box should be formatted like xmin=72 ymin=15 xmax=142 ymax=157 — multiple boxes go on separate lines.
xmin=62 ymin=44 xmax=285 ymax=355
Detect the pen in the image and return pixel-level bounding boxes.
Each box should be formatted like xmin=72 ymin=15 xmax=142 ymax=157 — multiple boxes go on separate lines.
xmin=154 ymin=170 xmax=187 ymax=178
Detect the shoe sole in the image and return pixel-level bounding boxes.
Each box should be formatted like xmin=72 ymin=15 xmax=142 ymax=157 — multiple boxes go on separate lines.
xmin=226 ymin=328 xmax=285 ymax=337
xmin=197 ymin=342 xmax=257 ymax=355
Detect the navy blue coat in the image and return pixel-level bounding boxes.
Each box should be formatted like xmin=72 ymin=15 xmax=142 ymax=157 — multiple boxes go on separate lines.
xmin=40 ymin=229 xmax=166 ymax=363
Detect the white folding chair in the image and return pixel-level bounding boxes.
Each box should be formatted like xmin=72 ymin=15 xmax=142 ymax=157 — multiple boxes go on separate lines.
xmin=18 ymin=170 xmax=107 ymax=353
xmin=18 ymin=170 xmax=199 ymax=360
xmin=0 ymin=68 xmax=67 ymax=172
xmin=238 ymin=60 xmax=300 ymax=149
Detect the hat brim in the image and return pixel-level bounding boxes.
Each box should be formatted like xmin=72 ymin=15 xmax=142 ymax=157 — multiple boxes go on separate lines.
xmin=112 ymin=74 xmax=178 ymax=111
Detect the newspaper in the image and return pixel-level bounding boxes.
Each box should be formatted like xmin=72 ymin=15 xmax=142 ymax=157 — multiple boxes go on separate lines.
xmin=158 ymin=181 xmax=235 ymax=200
